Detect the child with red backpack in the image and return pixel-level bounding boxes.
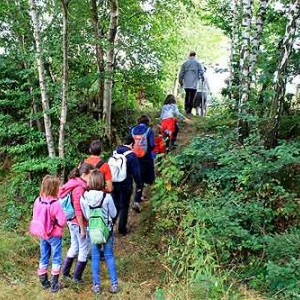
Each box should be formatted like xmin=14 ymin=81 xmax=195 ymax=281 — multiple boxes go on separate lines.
xmin=152 ymin=124 xmax=166 ymax=159
xmin=160 ymin=94 xmax=191 ymax=151
xmin=131 ymin=115 xmax=155 ymax=212
xmin=29 ymin=175 xmax=67 ymax=293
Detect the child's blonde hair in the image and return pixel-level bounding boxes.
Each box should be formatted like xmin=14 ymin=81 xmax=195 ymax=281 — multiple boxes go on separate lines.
xmin=40 ymin=175 xmax=61 ymax=197
xmin=88 ymin=169 xmax=105 ymax=191
xmin=153 ymin=124 xmax=161 ymax=136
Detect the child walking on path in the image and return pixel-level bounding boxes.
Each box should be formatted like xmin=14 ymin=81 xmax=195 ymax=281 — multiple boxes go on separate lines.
xmin=131 ymin=115 xmax=155 ymax=212
xmin=160 ymin=94 xmax=191 ymax=150
xmin=152 ymin=124 xmax=166 ymax=159
xmin=111 ymin=136 xmax=142 ymax=235
xmin=84 ymin=139 xmax=113 ymax=193
xmin=29 ymin=175 xmax=67 ymax=293
xmin=80 ymin=169 xmax=119 ymax=294
xmin=59 ymin=163 xmax=94 ymax=283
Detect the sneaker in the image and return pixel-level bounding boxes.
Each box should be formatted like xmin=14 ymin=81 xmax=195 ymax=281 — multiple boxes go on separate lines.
xmin=109 ymin=284 xmax=119 ymax=294
xmin=132 ymin=202 xmax=142 ymax=213
xmin=92 ymin=284 xmax=101 ymax=294
xmin=51 ymin=282 xmax=62 ymax=293
xmin=73 ymin=278 xmax=85 ymax=284
xmin=141 ymin=196 xmax=149 ymax=202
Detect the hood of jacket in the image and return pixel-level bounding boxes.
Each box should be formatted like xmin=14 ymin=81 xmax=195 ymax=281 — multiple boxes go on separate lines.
xmin=58 ymin=177 xmax=87 ymax=198
xmin=83 ymin=190 xmax=106 ymax=208
xmin=116 ymin=145 xmax=132 ymax=155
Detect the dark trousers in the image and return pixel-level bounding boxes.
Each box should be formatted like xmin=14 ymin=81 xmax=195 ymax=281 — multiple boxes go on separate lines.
xmin=184 ymin=88 xmax=197 ymax=114
xmin=112 ymin=184 xmax=132 ymax=235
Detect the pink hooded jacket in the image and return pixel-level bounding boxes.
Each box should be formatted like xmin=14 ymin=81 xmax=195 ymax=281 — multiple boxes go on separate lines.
xmin=32 ymin=196 xmax=67 ymax=237
xmin=58 ymin=177 xmax=88 ymax=226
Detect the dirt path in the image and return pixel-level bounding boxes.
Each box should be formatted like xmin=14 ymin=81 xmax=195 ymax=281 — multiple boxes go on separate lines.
xmin=0 ymin=119 xmax=264 ymax=300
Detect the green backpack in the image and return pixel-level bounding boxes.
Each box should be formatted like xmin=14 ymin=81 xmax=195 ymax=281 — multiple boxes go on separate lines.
xmin=88 ymin=193 xmax=110 ymax=244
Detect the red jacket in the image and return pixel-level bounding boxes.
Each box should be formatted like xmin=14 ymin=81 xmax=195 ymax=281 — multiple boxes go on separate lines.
xmin=58 ymin=177 xmax=88 ymax=227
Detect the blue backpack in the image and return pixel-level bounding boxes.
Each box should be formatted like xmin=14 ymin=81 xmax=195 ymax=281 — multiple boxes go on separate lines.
xmin=59 ymin=184 xmax=85 ymax=221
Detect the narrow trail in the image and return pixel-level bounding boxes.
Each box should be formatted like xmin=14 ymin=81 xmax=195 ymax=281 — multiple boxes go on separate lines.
xmin=0 ymin=118 xmax=264 ymax=300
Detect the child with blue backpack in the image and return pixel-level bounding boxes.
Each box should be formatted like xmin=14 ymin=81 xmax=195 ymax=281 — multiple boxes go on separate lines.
xmin=29 ymin=175 xmax=67 ymax=293
xmin=59 ymin=163 xmax=94 ymax=283
xmin=80 ymin=169 xmax=118 ymax=294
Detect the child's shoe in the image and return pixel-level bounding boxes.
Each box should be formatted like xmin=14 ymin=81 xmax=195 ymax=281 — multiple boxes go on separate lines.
xmin=132 ymin=202 xmax=142 ymax=213
xmin=92 ymin=284 xmax=101 ymax=294
xmin=39 ymin=273 xmax=51 ymax=289
xmin=109 ymin=284 xmax=119 ymax=294
xmin=50 ymin=275 xmax=62 ymax=293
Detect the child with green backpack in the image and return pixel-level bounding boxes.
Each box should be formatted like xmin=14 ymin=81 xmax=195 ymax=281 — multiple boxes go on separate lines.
xmin=80 ymin=169 xmax=118 ymax=294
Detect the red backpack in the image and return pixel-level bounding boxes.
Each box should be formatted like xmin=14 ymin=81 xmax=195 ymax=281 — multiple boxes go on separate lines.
xmin=29 ymin=197 xmax=56 ymax=240
xmin=131 ymin=127 xmax=150 ymax=157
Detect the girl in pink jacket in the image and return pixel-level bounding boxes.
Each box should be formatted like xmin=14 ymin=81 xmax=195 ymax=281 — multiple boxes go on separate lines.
xmin=59 ymin=163 xmax=94 ymax=284
xmin=29 ymin=175 xmax=67 ymax=293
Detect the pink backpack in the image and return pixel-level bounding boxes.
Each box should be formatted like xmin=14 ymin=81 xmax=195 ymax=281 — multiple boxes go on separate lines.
xmin=29 ymin=197 xmax=56 ymax=239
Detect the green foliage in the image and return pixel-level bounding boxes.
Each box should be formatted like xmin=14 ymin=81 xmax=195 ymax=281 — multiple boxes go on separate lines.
xmin=152 ymin=125 xmax=300 ymax=298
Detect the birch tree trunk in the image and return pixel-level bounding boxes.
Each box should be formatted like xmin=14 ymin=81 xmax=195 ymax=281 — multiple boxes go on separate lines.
xmin=103 ymin=0 xmax=119 ymax=138
xmin=58 ymin=0 xmax=71 ymax=159
xmin=249 ymin=0 xmax=269 ymax=85
xmin=28 ymin=0 xmax=55 ymax=158
xmin=173 ymin=68 xmax=180 ymax=98
xmin=91 ymin=0 xmax=105 ymax=120
xmin=238 ymin=0 xmax=253 ymax=143
xmin=229 ymin=0 xmax=241 ymax=104
xmin=265 ymin=0 xmax=300 ymax=148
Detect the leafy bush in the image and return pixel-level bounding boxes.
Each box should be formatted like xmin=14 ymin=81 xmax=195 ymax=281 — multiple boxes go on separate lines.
xmin=152 ymin=127 xmax=300 ymax=298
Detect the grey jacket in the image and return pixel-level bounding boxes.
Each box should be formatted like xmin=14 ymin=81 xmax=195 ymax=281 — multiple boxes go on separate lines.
xmin=179 ymin=57 xmax=204 ymax=89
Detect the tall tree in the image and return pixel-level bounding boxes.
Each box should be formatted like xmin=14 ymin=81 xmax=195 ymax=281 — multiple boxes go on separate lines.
xmin=28 ymin=0 xmax=55 ymax=158
xmin=90 ymin=0 xmax=105 ymax=120
xmin=238 ymin=0 xmax=253 ymax=143
xmin=103 ymin=0 xmax=118 ymax=138
xmin=265 ymin=0 xmax=300 ymax=148
xmin=229 ymin=0 xmax=241 ymax=103
xmin=249 ymin=0 xmax=269 ymax=85
xmin=58 ymin=0 xmax=72 ymax=159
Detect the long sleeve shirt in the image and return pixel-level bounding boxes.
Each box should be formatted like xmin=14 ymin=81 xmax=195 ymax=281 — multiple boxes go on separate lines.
xmin=160 ymin=104 xmax=185 ymax=120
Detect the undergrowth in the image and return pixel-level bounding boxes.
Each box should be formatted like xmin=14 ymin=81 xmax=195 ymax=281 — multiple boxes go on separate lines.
xmin=152 ymin=121 xmax=300 ymax=299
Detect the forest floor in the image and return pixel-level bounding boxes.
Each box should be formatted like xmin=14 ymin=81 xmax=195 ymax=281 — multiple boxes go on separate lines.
xmin=0 ymin=115 xmax=265 ymax=300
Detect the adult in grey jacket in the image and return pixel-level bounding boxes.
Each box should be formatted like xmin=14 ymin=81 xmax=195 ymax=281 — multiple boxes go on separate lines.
xmin=179 ymin=51 xmax=204 ymax=115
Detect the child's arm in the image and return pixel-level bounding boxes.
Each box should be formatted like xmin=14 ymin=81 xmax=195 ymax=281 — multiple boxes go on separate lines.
xmin=55 ymin=201 xmax=67 ymax=227
xmin=107 ymin=194 xmax=117 ymax=219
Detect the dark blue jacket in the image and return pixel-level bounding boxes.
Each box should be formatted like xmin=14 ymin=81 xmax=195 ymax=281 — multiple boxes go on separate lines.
xmin=113 ymin=145 xmax=142 ymax=189
xmin=131 ymin=123 xmax=155 ymax=184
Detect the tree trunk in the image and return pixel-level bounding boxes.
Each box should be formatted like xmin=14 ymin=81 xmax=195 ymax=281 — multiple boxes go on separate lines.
xmin=265 ymin=0 xmax=300 ymax=148
xmin=58 ymin=0 xmax=71 ymax=159
xmin=238 ymin=0 xmax=253 ymax=143
xmin=173 ymin=68 xmax=180 ymax=98
xmin=249 ymin=0 xmax=269 ymax=85
xmin=103 ymin=0 xmax=119 ymax=139
xmin=90 ymin=0 xmax=105 ymax=120
xmin=229 ymin=0 xmax=241 ymax=105
xmin=28 ymin=0 xmax=56 ymax=158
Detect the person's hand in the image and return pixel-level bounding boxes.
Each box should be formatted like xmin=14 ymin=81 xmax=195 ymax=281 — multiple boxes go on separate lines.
xmin=80 ymin=227 xmax=86 ymax=239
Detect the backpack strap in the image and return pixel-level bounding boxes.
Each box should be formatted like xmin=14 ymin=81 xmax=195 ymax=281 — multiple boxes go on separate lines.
xmin=123 ymin=150 xmax=133 ymax=156
xmin=95 ymin=159 xmax=106 ymax=169
xmin=89 ymin=193 xmax=107 ymax=210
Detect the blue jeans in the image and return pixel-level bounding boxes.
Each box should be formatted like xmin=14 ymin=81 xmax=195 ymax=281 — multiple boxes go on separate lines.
xmin=38 ymin=236 xmax=62 ymax=275
xmin=91 ymin=232 xmax=118 ymax=286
